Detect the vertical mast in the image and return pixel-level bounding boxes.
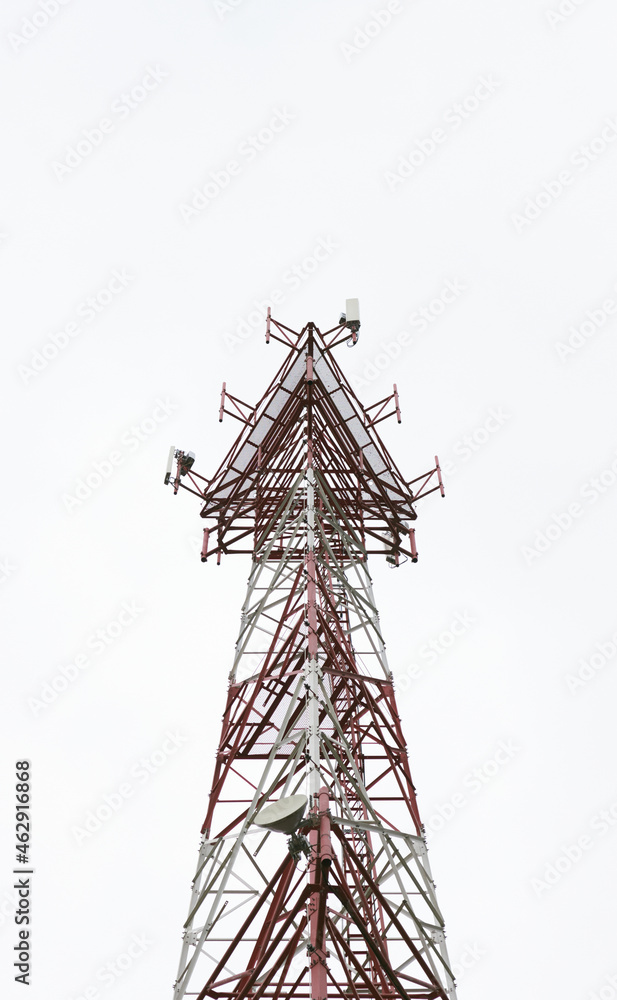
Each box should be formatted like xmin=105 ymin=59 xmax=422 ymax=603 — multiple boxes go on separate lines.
xmin=166 ymin=305 xmax=456 ymax=1000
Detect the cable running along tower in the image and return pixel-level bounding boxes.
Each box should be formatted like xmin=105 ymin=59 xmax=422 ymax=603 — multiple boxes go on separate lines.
xmin=165 ymin=301 xmax=457 ymax=1000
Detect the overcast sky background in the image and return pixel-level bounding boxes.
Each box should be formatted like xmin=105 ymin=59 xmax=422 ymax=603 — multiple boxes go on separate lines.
xmin=2 ymin=1 xmax=617 ymax=998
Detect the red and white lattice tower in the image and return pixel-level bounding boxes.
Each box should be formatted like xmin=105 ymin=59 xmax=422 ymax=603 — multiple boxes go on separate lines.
xmin=165 ymin=303 xmax=458 ymax=1000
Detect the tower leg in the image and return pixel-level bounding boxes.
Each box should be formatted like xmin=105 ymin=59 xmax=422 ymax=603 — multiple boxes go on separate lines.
xmin=308 ymin=787 xmax=332 ymax=1000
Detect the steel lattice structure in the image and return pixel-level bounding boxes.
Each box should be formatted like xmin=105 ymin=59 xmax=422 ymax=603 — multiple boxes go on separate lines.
xmin=165 ymin=307 xmax=457 ymax=1000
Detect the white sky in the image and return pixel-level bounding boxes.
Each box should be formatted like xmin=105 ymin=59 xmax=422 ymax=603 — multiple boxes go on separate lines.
xmin=3 ymin=1 xmax=617 ymax=998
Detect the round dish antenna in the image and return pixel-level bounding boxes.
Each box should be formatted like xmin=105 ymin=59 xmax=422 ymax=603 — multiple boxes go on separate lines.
xmin=253 ymin=794 xmax=308 ymax=835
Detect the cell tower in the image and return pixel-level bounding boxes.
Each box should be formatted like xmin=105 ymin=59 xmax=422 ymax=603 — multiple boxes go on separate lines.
xmin=165 ymin=301 xmax=457 ymax=1000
